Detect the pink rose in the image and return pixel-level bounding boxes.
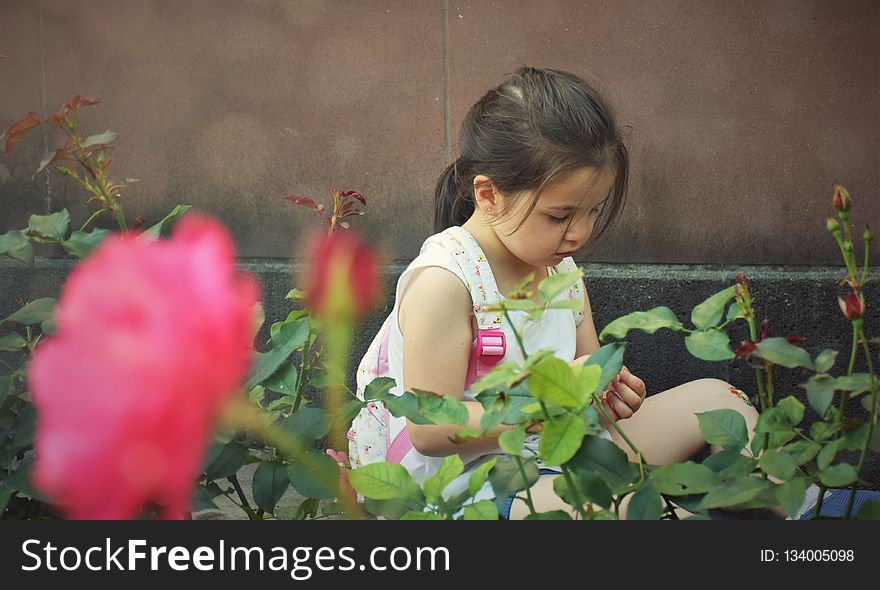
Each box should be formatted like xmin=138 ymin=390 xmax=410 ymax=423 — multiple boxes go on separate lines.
xmin=304 ymin=229 xmax=379 ymax=319
xmin=29 ymin=215 xmax=259 ymax=519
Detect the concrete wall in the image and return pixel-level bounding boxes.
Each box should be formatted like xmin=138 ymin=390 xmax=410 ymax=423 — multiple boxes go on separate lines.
xmin=1 ymin=0 xmax=877 ymax=264
xmin=1 ymin=2 xmax=878 ymax=485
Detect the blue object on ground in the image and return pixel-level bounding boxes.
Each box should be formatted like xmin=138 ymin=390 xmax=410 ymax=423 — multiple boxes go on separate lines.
xmin=798 ymin=489 xmax=880 ymax=519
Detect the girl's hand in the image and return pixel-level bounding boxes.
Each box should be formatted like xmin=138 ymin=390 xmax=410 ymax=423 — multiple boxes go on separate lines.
xmin=599 ymin=366 xmax=646 ymax=422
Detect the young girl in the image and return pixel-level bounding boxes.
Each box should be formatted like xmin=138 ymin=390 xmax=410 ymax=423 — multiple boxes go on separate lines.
xmin=361 ymin=66 xmax=791 ymax=519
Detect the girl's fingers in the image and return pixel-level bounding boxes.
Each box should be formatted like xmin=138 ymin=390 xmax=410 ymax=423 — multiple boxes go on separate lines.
xmin=611 ymin=382 xmax=642 ymax=411
xmin=607 ymin=390 xmax=634 ymax=419
xmin=600 ymin=394 xmax=621 ymax=422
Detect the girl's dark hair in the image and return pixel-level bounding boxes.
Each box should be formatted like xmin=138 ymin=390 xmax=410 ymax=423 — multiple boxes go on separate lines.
xmin=434 ymin=66 xmax=629 ymax=242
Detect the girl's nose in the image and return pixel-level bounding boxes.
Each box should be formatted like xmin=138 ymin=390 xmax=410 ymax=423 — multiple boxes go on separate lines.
xmin=566 ymin=215 xmax=594 ymax=244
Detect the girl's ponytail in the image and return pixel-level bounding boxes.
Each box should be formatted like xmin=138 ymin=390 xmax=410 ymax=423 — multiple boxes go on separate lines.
xmin=433 ymin=158 xmax=473 ymax=233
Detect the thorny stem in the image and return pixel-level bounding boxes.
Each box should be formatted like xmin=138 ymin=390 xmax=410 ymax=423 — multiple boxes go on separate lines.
xmin=513 ymin=455 xmax=537 ymax=515
xmin=226 ymin=473 xmax=257 ymax=519
xmin=502 ymin=308 xmax=588 ymax=519
xmin=844 ymin=326 xmax=878 ymax=519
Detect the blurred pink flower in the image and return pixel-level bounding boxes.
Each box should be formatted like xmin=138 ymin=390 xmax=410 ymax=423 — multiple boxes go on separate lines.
xmin=29 ymin=215 xmax=259 ymax=519
xmin=304 ymin=229 xmax=379 ymax=319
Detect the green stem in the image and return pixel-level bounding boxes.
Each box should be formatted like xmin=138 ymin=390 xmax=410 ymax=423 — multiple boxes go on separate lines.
xmin=80 ymin=208 xmax=108 ymax=232
xmin=502 ymin=309 xmax=528 ymax=360
xmin=291 ymin=324 xmax=314 ymax=414
xmin=840 ymin=325 xmax=860 ymax=412
xmin=513 ymin=455 xmax=537 ymax=516
xmin=227 ymin=474 xmax=257 ymax=519
xmin=844 ymin=326 xmax=878 ymax=519
xmin=112 ymin=204 xmax=127 ymax=231
xmin=745 ymin=316 xmax=768 ymax=413
xmin=592 ymin=392 xmax=646 ymax=481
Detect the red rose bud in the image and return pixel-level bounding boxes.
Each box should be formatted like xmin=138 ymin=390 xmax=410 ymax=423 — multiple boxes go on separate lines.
xmin=838 ymin=291 xmax=864 ymax=320
xmin=734 ymin=341 xmax=757 ymax=360
xmin=833 ymin=185 xmax=851 ymax=212
xmin=786 ymin=336 xmax=805 ymax=345
xmin=305 ymin=229 xmax=379 ymax=319
xmin=759 ymin=319 xmax=769 ymax=341
xmin=735 ymin=273 xmax=749 ymax=287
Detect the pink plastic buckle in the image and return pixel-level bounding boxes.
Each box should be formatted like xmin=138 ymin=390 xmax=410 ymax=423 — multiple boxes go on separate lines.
xmin=464 ymin=329 xmax=507 ymax=388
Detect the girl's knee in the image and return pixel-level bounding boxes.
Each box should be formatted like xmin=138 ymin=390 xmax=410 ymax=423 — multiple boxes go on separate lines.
xmin=689 ymin=378 xmax=756 ymax=412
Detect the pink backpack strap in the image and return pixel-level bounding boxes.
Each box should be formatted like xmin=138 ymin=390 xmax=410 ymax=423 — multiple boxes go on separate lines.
xmin=464 ymin=328 xmax=507 ymax=389
xmin=386 ymin=328 xmax=507 ymax=464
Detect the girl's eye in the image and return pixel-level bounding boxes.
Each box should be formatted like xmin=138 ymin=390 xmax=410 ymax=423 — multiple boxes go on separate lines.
xmin=548 ymin=214 xmax=570 ymax=224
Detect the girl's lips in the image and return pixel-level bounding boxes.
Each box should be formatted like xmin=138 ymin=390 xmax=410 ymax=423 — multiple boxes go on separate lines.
xmin=555 ymin=250 xmax=577 ymax=257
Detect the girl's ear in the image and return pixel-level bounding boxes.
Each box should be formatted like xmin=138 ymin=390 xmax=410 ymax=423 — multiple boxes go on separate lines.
xmin=473 ymin=175 xmax=500 ymax=215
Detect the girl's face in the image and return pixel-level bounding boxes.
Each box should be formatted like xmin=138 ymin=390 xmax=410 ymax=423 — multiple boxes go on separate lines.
xmin=492 ymin=166 xmax=616 ymax=268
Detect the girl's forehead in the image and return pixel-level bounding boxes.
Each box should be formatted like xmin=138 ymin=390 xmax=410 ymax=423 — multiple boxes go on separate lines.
xmin=542 ymin=167 xmax=615 ymax=206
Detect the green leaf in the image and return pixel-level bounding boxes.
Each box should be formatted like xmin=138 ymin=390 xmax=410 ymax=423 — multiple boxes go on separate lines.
xmin=540 ymin=413 xmax=586 ymax=466
xmin=817 ymin=439 xmax=841 ymax=471
xmin=0 ymin=230 xmax=34 ymax=265
xmin=61 ymin=228 xmax=109 ymax=258
xmin=698 ymin=476 xmax=773 ymax=509
xmin=488 ymin=456 xmax=539 ymax=502
xmin=401 ymin=511 xmax=443 ymax=520
xmin=463 ymin=500 xmax=499 ymax=520
xmin=553 ymin=469 xmax=613 ymax=509
xmin=627 ymin=484 xmax=663 ymax=520
xmin=287 ymin=451 xmax=339 ymax=499
xmin=142 ymin=204 xmax=192 ymax=238
xmin=725 ymin=301 xmax=744 ymax=322
xmin=416 ymin=390 xmax=469 ymax=425
xmin=203 ymin=441 xmax=249 ymax=481
xmin=81 ymin=130 xmax=118 ymax=148
xmin=571 ymin=364 xmax=601 ymax=403
xmin=801 ymin=374 xmax=837 ymax=417
xmin=755 ymin=407 xmax=797 ymax=434
xmin=468 ymin=458 xmax=497 ymax=496
xmin=0 ymin=332 xmax=27 ymax=352
xmin=538 ymin=269 xmax=582 ymax=303
xmin=697 ymin=409 xmax=748 ymax=452
xmin=565 ymin=435 xmax=637 ymax=491
xmin=702 ymin=450 xmax=758 ymax=478
xmin=599 ymin=306 xmax=683 ymax=342
xmin=475 ymin=382 xmax=539 ymax=426
xmin=857 ymin=500 xmax=880 ymax=520
xmin=759 ymin=449 xmax=797 ymax=481
xmin=498 ymin=427 xmax=526 ymax=455
xmin=776 ymin=396 xmax=805 ymax=426
xmin=754 ymin=338 xmax=815 ymax=370
xmin=581 ymin=342 xmax=625 ymax=394
xmin=373 ymin=390 xmax=431 ymax=425
xmin=362 ymin=377 xmax=396 ymax=400
xmin=469 ymin=361 xmax=522 ymax=394
xmin=691 ymin=286 xmax=735 ymax=330
xmin=280 ymin=407 xmax=330 ymax=442
xmin=245 ymin=319 xmax=309 ymax=390
xmin=192 ymin=484 xmax=221 ymax=512
xmin=833 ymin=373 xmax=873 ymax=394
xmin=348 ymin=462 xmax=420 ymax=500
xmin=775 ymin=478 xmax=808 ymax=518
xmin=527 ymin=356 xmax=586 ymax=408
xmin=12 ymin=403 xmax=36 ymax=453
xmin=423 ymin=455 xmax=464 ymax=505
xmin=252 ymin=461 xmax=290 ymax=514
xmin=3 ymin=298 xmax=56 ymax=326
xmin=782 ymin=440 xmax=821 ymax=466
xmin=26 ymin=209 xmax=69 ymax=240
xmin=684 ymin=329 xmax=734 ymax=361
xmin=814 ymin=349 xmax=838 ymax=374
xmin=263 ymin=362 xmax=299 ymax=396
xmin=648 ymin=462 xmax=722 ymax=496
xmin=524 ymin=510 xmax=572 ymax=520
xmin=818 ymin=463 xmax=858 ymax=487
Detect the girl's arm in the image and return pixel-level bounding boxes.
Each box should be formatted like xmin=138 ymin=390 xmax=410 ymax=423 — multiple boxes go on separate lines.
xmin=574 ymin=281 xmax=601 ymax=359
xmin=398 ymin=266 xmax=515 ymax=457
